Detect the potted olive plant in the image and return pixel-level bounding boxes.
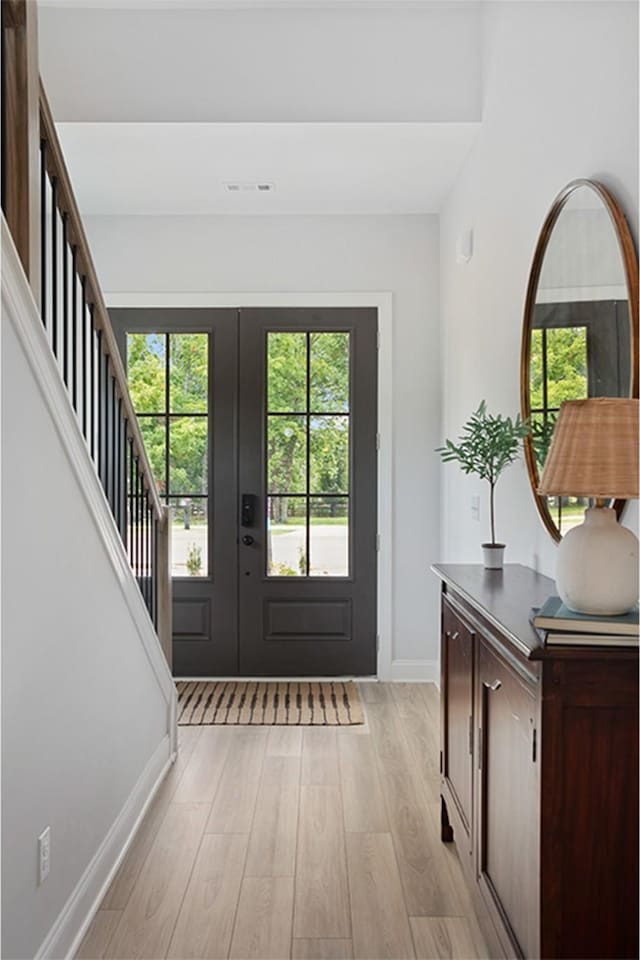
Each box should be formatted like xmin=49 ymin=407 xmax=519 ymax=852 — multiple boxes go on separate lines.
xmin=437 ymin=401 xmax=530 ymax=569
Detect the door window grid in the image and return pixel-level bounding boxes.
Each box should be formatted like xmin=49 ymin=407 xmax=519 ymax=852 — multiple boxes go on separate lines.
xmin=266 ymin=331 xmax=350 ymax=578
xmin=127 ymin=333 xmax=209 ymax=577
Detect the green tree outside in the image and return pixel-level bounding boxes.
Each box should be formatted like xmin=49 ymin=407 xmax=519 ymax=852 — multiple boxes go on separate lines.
xmin=127 ymin=331 xmax=351 ymax=522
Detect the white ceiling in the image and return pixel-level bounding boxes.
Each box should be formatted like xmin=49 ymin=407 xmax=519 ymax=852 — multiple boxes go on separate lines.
xmin=57 ymin=122 xmax=479 ymax=215
xmin=41 ymin=0 xmax=482 ymax=216
xmin=38 ymin=2 xmax=482 ymax=122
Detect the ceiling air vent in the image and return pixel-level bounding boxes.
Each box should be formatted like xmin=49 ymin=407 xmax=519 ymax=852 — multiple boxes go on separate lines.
xmin=224 ymin=182 xmax=274 ymax=193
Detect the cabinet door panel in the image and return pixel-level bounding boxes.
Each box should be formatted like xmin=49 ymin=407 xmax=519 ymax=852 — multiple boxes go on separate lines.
xmin=478 ymin=641 xmax=539 ymax=959
xmin=442 ymin=598 xmax=474 ymax=835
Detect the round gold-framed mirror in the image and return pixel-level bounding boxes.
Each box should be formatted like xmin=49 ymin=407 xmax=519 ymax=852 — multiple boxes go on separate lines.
xmin=521 ymin=178 xmax=639 ymax=542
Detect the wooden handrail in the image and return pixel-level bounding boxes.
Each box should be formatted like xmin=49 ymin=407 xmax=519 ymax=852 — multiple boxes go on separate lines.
xmin=39 ymin=81 xmax=163 ymax=522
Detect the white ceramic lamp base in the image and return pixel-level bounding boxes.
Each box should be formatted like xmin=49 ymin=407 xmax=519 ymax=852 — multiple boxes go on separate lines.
xmin=556 ymin=507 xmax=639 ymax=615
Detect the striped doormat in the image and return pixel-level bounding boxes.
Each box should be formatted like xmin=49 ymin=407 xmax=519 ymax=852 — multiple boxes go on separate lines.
xmin=176 ymin=680 xmax=364 ymax=726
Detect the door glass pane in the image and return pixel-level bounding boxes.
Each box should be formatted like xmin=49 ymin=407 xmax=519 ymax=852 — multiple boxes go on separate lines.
xmin=266 ymin=329 xmax=352 ymax=578
xmin=267 ymin=497 xmax=307 ymax=576
xmin=310 ymin=415 xmax=349 ymax=494
xmin=310 ymin=332 xmax=350 ymax=412
xmin=127 ymin=333 xmax=166 ymax=413
xmin=169 ymin=416 xmax=208 ymax=495
xmin=268 ymin=332 xmax=307 ymax=412
xmin=169 ymin=496 xmax=208 ymax=578
xmin=137 ymin=416 xmax=166 ymax=495
xmin=310 ymin=497 xmax=349 ymax=576
xmin=267 ymin=415 xmax=307 ymax=494
xmin=170 ymin=334 xmax=209 ymax=413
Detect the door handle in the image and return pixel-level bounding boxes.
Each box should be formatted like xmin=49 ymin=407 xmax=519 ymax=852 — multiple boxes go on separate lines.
xmin=241 ymin=493 xmax=257 ymax=527
xmin=242 ymin=535 xmax=255 ymax=546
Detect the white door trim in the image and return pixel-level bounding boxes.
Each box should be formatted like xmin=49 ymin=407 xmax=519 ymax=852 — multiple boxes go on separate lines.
xmin=105 ymin=290 xmax=393 ymax=680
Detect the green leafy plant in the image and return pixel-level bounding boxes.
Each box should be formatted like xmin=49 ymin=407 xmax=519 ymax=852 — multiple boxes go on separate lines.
xmin=437 ymin=401 xmax=530 ymax=545
xmin=186 ymin=543 xmax=202 ymax=576
xmin=531 ymin=412 xmax=557 ymax=473
xmin=270 ymin=560 xmax=297 ymax=577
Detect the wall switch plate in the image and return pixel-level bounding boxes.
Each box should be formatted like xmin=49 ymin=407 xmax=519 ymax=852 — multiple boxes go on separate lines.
xmin=471 ymin=495 xmax=480 ymax=521
xmin=38 ymin=827 xmax=51 ymax=885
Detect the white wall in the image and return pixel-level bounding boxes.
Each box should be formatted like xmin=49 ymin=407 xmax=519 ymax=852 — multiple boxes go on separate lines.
xmin=85 ymin=213 xmax=441 ymax=672
xmin=439 ymin=0 xmax=639 ymax=575
xmin=1 ymin=230 xmax=175 ymax=959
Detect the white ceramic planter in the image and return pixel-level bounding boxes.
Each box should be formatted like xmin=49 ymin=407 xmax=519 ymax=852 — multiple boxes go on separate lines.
xmin=482 ymin=543 xmax=505 ymax=570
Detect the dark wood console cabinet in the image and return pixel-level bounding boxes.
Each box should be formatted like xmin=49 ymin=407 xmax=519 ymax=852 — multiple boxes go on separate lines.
xmin=433 ymin=563 xmax=638 ymax=960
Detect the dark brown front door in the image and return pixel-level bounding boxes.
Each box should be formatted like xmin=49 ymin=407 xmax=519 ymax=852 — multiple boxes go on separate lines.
xmin=112 ymin=307 xmax=378 ymax=677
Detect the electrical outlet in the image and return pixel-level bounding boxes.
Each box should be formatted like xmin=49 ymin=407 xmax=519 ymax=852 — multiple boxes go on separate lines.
xmin=471 ymin=495 xmax=480 ymax=521
xmin=38 ymin=827 xmax=51 ymax=885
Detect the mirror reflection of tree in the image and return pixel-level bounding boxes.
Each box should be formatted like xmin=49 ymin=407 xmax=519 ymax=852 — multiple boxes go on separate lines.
xmin=530 ymin=299 xmax=631 ymax=534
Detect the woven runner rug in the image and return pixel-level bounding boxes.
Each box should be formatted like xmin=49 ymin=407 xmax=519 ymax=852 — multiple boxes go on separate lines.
xmin=176 ymin=680 xmax=364 ymax=726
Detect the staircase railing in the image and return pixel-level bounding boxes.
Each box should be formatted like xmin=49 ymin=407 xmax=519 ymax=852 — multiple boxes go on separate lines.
xmin=1 ymin=1 xmax=172 ymax=666
xmin=37 ymin=84 xmax=171 ymax=650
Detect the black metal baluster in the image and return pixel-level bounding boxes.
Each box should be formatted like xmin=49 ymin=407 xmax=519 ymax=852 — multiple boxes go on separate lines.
xmin=90 ymin=306 xmax=96 ymax=461
xmin=119 ymin=410 xmax=127 ymax=540
xmin=139 ymin=465 xmax=144 ymax=590
xmin=62 ymin=214 xmax=69 ymax=386
xmin=153 ymin=514 xmax=158 ymax=627
xmin=111 ymin=377 xmax=117 ymax=517
xmin=114 ymin=397 xmax=122 ymax=532
xmin=135 ymin=458 xmax=141 ymax=584
xmin=112 ymin=386 xmax=119 ymax=528
xmin=102 ymin=364 xmax=113 ymax=513
xmin=102 ymin=353 xmax=108 ymax=496
xmin=40 ymin=143 xmax=47 ymax=328
xmin=147 ymin=497 xmax=152 ymax=614
xmin=71 ymin=248 xmax=78 ymax=411
xmin=129 ymin=437 xmax=135 ymax=571
xmin=101 ymin=352 xmax=108 ymax=494
xmin=81 ymin=279 xmax=88 ymax=439
xmin=131 ymin=453 xmax=136 ymax=580
xmin=143 ymin=491 xmax=148 ymax=607
xmin=51 ymin=178 xmax=58 ymax=357
xmin=96 ymin=329 xmax=103 ymax=476
xmin=144 ymin=490 xmax=149 ymax=604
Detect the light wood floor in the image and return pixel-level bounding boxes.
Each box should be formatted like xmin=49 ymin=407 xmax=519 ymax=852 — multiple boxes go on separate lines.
xmin=77 ymin=683 xmax=489 ymax=960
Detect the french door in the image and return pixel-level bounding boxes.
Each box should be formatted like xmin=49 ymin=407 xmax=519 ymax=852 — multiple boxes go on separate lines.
xmin=111 ymin=307 xmax=378 ymax=677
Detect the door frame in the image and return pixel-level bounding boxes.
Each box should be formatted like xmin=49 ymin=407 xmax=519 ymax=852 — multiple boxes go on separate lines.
xmin=105 ymin=290 xmax=393 ymax=680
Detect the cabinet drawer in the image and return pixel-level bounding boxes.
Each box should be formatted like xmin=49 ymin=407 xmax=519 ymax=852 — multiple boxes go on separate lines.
xmin=441 ymin=597 xmax=474 ymax=837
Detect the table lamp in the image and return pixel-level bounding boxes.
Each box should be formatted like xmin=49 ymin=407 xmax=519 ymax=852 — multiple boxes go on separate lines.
xmin=538 ymin=397 xmax=639 ymax=615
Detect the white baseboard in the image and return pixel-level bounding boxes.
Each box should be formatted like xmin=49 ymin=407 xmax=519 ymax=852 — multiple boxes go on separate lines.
xmin=390 ymin=659 xmax=439 ymax=682
xmin=35 ymin=736 xmax=174 ymax=960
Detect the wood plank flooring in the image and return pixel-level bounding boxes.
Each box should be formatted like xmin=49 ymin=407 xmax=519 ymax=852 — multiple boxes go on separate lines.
xmin=77 ymin=683 xmax=488 ymax=960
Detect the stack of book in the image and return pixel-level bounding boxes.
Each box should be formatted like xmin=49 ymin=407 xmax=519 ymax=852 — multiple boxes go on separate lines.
xmin=532 ymin=595 xmax=639 ymax=647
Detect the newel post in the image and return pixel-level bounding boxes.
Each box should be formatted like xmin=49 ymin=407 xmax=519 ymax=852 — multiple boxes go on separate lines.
xmin=1 ymin=0 xmax=41 ymax=305
xmin=157 ymin=506 xmax=173 ymax=671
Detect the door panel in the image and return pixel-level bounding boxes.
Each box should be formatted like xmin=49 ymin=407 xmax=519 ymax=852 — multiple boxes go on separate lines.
xmin=110 ymin=308 xmax=238 ymax=675
xmin=238 ymin=309 xmax=378 ymax=676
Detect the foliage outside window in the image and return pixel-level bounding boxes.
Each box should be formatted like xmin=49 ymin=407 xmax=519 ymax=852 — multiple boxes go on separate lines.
xmin=267 ymin=332 xmax=350 ymax=577
xmin=127 ymin=333 xmax=209 ymax=577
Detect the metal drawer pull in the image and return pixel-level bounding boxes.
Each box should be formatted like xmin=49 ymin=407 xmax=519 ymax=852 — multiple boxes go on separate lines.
xmin=451 ymin=631 xmax=460 ymax=640
xmin=484 ymin=679 xmax=502 ymax=691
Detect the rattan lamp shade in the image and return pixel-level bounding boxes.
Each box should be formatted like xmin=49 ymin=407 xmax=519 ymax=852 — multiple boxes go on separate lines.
xmin=538 ymin=398 xmax=639 ymax=499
